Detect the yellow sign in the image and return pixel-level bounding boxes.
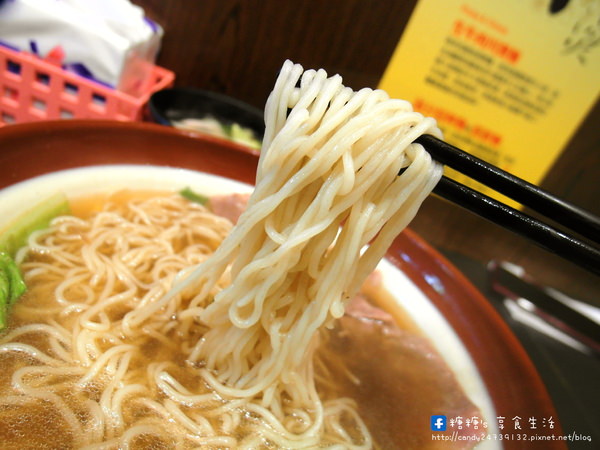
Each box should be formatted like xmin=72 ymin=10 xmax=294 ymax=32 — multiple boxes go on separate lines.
xmin=379 ymin=0 xmax=600 ymax=207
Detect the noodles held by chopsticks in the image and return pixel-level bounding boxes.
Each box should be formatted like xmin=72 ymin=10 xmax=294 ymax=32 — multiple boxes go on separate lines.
xmin=0 ymin=60 xmax=442 ymax=448
xmin=137 ymin=60 xmax=443 ymax=445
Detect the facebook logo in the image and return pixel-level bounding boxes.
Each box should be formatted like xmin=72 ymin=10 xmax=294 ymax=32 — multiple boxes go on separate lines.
xmin=431 ymin=415 xmax=447 ymax=431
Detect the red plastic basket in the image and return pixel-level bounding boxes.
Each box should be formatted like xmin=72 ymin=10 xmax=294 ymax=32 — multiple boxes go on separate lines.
xmin=0 ymin=45 xmax=174 ymax=126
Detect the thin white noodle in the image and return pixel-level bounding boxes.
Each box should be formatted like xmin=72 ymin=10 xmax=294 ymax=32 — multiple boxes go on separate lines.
xmin=0 ymin=61 xmax=442 ymax=448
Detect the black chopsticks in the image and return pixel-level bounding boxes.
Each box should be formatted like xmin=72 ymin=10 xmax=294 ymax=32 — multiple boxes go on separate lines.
xmin=414 ymin=134 xmax=600 ymax=276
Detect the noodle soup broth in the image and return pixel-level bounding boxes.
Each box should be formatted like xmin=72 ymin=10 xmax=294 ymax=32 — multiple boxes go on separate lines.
xmin=0 ymin=165 xmax=498 ymax=449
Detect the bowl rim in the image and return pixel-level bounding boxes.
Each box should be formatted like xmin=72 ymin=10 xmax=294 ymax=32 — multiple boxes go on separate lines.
xmin=148 ymin=87 xmax=266 ymax=137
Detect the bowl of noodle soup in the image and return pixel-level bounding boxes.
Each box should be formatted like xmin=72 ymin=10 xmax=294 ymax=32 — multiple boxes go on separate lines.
xmin=0 ymin=64 xmax=562 ymax=450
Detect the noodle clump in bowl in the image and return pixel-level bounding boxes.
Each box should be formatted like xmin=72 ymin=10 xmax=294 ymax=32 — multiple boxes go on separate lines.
xmin=0 ymin=61 xmax=483 ymax=448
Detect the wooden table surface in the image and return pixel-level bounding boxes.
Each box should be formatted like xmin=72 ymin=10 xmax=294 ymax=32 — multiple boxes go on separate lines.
xmin=135 ymin=0 xmax=599 ymax=304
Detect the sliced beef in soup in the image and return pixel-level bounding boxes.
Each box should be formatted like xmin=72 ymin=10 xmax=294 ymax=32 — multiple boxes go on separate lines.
xmin=208 ymin=193 xmax=251 ymax=224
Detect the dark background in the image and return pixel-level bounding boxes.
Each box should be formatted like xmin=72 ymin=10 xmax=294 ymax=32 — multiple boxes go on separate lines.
xmin=133 ymin=0 xmax=600 ymax=304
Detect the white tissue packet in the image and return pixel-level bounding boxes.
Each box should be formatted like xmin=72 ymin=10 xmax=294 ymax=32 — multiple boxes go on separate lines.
xmin=0 ymin=0 xmax=163 ymax=94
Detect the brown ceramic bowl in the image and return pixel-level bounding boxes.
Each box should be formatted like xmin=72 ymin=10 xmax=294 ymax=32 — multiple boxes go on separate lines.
xmin=0 ymin=120 xmax=563 ymax=449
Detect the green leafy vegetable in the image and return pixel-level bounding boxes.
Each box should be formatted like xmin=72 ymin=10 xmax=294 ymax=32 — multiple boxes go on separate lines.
xmin=0 ymin=253 xmax=26 ymax=303
xmin=0 ymin=272 xmax=8 ymax=328
xmin=0 ymin=191 xmax=69 ymax=329
xmin=0 ymin=252 xmax=27 ymax=329
xmin=229 ymin=123 xmax=262 ymax=151
xmin=180 ymin=187 xmax=209 ymax=205
xmin=0 ymin=268 xmax=9 ymax=303
xmin=221 ymin=122 xmax=262 ymax=151
xmin=0 ymin=192 xmax=69 ymax=257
